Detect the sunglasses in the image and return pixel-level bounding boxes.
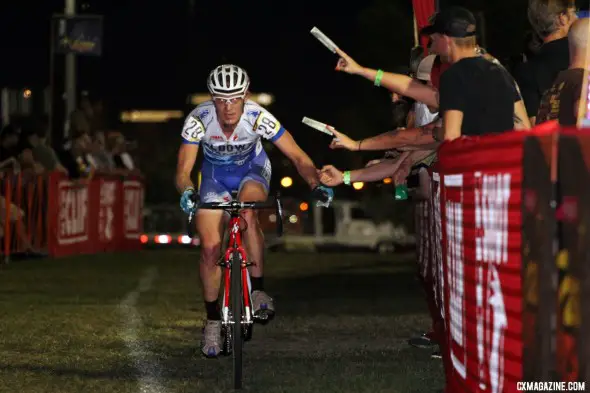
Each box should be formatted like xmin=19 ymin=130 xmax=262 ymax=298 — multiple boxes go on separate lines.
xmin=213 ymin=96 xmax=244 ymax=106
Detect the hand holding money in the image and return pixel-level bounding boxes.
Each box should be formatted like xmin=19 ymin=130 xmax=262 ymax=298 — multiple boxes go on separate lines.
xmin=309 ymin=27 xmax=363 ymax=75
xmin=334 ymin=48 xmax=364 ymax=75
xmin=327 ymin=127 xmax=359 ymax=151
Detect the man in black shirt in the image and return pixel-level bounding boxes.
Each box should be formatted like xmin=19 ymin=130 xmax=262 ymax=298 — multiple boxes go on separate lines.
xmin=536 ymin=18 xmax=588 ymax=126
xmin=513 ymin=0 xmax=578 ymax=124
xmin=420 ymin=7 xmax=522 ymax=140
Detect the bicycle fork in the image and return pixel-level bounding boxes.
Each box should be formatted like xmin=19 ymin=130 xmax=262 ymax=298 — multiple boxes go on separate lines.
xmin=219 ymin=246 xmax=254 ymax=328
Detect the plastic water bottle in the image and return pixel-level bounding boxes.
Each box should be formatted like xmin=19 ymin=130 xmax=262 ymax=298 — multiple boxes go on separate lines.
xmin=395 ymin=184 xmax=408 ymax=200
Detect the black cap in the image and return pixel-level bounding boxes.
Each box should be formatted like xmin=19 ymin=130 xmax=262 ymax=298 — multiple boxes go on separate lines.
xmin=420 ymin=6 xmax=477 ymax=38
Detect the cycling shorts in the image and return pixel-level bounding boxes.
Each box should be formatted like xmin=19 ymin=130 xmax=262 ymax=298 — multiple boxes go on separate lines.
xmin=199 ymin=149 xmax=271 ymax=203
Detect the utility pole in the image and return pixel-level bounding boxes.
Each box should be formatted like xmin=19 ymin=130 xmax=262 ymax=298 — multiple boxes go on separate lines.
xmin=64 ymin=0 xmax=76 ymax=139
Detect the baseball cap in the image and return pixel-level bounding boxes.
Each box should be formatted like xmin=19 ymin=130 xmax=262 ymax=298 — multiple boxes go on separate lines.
xmin=420 ymin=6 xmax=477 ymax=38
xmin=416 ymin=55 xmax=437 ymax=81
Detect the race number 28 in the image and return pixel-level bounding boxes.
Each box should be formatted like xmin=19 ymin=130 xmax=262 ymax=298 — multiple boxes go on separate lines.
xmin=255 ymin=112 xmax=281 ymax=138
xmin=182 ymin=116 xmax=205 ymax=143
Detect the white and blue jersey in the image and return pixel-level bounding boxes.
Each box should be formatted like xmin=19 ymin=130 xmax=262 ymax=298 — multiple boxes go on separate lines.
xmin=181 ymin=100 xmax=286 ymax=203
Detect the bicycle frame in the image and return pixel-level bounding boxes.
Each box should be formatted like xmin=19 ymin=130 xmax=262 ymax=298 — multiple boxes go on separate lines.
xmin=220 ymin=212 xmax=253 ymax=327
xmin=185 ymin=193 xmax=282 ymax=389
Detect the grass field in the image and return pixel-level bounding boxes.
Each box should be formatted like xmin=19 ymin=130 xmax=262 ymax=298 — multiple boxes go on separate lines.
xmin=0 ymin=249 xmax=444 ymax=393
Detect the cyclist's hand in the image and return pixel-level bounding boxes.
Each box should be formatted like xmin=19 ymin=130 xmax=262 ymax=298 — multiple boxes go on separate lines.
xmin=328 ymin=127 xmax=358 ymax=151
xmin=311 ymin=185 xmax=334 ymax=208
xmin=318 ymin=165 xmax=343 ymax=187
xmin=335 ymin=48 xmax=364 ymax=75
xmin=180 ymin=187 xmax=197 ymax=214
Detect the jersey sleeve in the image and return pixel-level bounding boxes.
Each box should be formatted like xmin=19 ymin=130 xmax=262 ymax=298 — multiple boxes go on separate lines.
xmin=252 ymin=108 xmax=286 ymax=142
xmin=181 ymin=113 xmax=206 ymax=144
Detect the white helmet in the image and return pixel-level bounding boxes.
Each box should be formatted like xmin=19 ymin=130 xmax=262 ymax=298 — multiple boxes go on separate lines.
xmin=207 ymin=64 xmax=250 ymax=98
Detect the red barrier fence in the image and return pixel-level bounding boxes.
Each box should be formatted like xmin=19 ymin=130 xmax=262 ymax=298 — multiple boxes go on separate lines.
xmin=426 ymin=123 xmax=589 ymax=392
xmin=0 ymin=172 xmax=144 ymax=260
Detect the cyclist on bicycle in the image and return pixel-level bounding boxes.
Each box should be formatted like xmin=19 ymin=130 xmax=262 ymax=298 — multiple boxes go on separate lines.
xmin=175 ymin=64 xmax=334 ymax=357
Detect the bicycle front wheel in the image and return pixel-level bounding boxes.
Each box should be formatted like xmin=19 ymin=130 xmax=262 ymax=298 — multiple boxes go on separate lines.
xmin=231 ymin=251 xmax=243 ymax=389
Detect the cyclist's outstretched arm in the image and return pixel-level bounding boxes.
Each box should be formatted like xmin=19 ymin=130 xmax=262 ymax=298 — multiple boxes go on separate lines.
xmin=273 ymin=130 xmax=320 ymax=190
xmin=176 ymin=143 xmax=199 ymax=194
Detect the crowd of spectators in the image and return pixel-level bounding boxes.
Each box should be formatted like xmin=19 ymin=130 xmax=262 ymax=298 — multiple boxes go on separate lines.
xmin=0 ymin=95 xmax=139 ymax=180
xmin=0 ymin=93 xmax=141 ymax=258
xmin=312 ymin=0 xmax=588 ymax=365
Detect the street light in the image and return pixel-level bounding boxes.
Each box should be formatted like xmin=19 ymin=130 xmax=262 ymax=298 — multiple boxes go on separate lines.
xmin=352 ymin=182 xmax=364 ymax=190
xmin=280 ymin=176 xmax=293 ymax=188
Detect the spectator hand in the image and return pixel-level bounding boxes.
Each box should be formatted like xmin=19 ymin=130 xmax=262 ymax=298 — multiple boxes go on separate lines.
xmin=311 ymin=185 xmax=334 ymax=208
xmin=365 ymin=159 xmax=382 ymax=168
xmin=393 ymin=159 xmax=412 ymax=185
xmin=328 ymin=127 xmax=358 ymax=151
xmin=318 ymin=165 xmax=344 ymax=187
xmin=335 ymin=48 xmax=364 ymax=75
xmin=180 ymin=187 xmax=197 ymax=214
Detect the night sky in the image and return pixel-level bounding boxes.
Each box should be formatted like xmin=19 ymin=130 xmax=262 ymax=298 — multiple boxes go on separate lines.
xmin=2 ymin=0 xmax=587 ymax=202
xmin=1 ymin=0 xmax=587 ymax=164
xmin=1 ymin=0 xmax=588 ymax=115
xmin=1 ymin=0 xmax=382 ymax=112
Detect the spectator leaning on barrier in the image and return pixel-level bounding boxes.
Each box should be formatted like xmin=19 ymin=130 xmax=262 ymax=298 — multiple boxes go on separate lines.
xmin=421 ymin=7 xmax=525 ymax=141
xmin=21 ymin=117 xmax=67 ymax=174
xmin=88 ymin=131 xmax=115 ymax=172
xmin=330 ymin=14 xmax=530 ymax=140
xmin=413 ymin=55 xmax=439 ymax=125
xmin=536 ymin=18 xmax=589 ymax=126
xmin=513 ymin=0 xmax=578 ymax=124
xmin=107 ymin=132 xmax=138 ymax=175
xmin=57 ymin=131 xmax=95 ymax=180
xmin=318 ymin=55 xmax=442 ymax=189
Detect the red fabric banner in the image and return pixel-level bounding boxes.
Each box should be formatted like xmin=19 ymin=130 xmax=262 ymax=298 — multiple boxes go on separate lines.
xmin=46 ymin=173 xmax=144 ymax=257
xmin=437 ymin=131 xmax=529 ymax=393
xmin=412 ymin=0 xmax=436 ymax=53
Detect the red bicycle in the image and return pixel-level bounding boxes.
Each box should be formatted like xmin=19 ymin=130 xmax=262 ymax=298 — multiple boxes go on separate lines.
xmin=187 ymin=193 xmax=283 ymax=389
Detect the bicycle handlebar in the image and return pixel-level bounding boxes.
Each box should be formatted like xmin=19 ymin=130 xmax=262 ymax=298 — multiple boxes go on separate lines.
xmin=186 ymin=192 xmax=284 ymax=239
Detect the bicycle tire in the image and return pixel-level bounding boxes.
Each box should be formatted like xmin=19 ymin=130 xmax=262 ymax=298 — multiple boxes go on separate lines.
xmin=231 ymin=250 xmax=243 ymax=389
